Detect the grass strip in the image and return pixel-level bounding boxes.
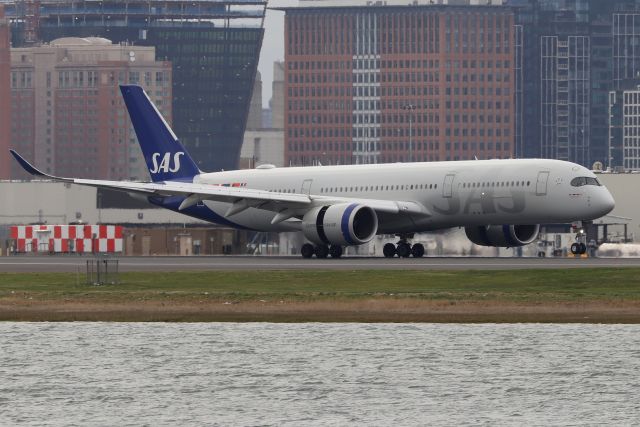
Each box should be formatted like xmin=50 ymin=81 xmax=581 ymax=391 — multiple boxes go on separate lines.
xmin=1 ymin=268 xmax=639 ymax=303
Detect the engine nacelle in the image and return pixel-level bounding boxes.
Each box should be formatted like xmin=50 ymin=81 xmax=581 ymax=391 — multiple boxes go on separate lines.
xmin=302 ymin=203 xmax=378 ymax=246
xmin=465 ymin=224 xmax=540 ymax=247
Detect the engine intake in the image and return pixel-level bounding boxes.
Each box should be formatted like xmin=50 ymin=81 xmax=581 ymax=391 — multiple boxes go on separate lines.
xmin=465 ymin=224 xmax=540 ymax=247
xmin=302 ymin=203 xmax=378 ymax=246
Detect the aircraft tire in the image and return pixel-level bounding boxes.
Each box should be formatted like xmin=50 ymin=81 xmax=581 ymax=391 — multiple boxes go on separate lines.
xmin=397 ymin=242 xmax=412 ymax=258
xmin=383 ymin=243 xmax=396 ymax=258
xmin=329 ymin=245 xmax=343 ymax=258
xmin=570 ymin=243 xmax=580 ymax=255
xmin=411 ymin=243 xmax=425 ymax=258
xmin=315 ymin=245 xmax=329 ymax=259
xmin=301 ymin=243 xmax=315 ymax=258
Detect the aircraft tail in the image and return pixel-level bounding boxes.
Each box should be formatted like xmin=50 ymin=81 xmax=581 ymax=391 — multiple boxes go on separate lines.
xmin=119 ymin=85 xmax=200 ymax=182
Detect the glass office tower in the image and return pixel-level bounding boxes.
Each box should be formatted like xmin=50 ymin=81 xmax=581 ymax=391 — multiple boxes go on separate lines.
xmin=4 ymin=0 xmax=267 ymax=173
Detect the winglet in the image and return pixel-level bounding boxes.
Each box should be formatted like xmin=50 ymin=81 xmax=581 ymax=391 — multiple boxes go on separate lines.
xmin=10 ymin=149 xmax=47 ymax=177
xmin=9 ymin=149 xmax=70 ymax=182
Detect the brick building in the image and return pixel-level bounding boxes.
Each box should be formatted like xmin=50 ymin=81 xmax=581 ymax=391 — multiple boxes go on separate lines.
xmin=3 ymin=0 xmax=267 ymax=173
xmin=0 ymin=5 xmax=10 ymax=179
xmin=9 ymin=37 xmax=171 ymax=180
xmin=280 ymin=3 xmax=515 ymax=166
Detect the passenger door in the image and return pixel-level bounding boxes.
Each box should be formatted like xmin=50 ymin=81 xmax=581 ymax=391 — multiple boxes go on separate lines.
xmin=443 ymin=174 xmax=456 ymax=198
xmin=301 ymin=179 xmax=313 ymax=196
xmin=536 ymin=171 xmax=550 ymax=196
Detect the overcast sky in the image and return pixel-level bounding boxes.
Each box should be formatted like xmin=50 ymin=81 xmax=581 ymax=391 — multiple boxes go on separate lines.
xmin=257 ymin=0 xmax=297 ymax=107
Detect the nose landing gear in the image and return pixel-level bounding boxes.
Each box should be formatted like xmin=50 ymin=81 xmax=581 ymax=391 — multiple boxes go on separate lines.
xmin=383 ymin=234 xmax=425 ymax=258
xmin=570 ymin=221 xmax=589 ymax=256
xmin=570 ymin=242 xmax=587 ymax=256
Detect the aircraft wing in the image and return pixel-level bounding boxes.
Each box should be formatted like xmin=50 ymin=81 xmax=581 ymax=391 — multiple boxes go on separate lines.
xmin=10 ymin=150 xmax=429 ymax=222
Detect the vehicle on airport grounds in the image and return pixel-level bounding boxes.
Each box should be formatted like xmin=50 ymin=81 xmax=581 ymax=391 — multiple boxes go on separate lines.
xmin=10 ymin=85 xmax=616 ymax=259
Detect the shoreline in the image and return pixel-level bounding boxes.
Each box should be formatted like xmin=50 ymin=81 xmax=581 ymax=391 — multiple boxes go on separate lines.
xmin=2 ymin=299 xmax=640 ymax=323
xmin=2 ymin=268 xmax=640 ymax=323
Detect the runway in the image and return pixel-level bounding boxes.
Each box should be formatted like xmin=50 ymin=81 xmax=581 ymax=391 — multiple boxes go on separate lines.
xmin=1 ymin=255 xmax=640 ymax=273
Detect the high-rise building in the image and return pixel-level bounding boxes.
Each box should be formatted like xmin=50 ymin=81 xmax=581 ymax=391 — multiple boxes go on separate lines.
xmin=271 ymin=61 xmax=286 ymax=130
xmin=3 ymin=0 xmax=267 ymax=173
xmin=613 ymin=12 xmax=640 ymax=89
xmin=0 ymin=5 xmax=10 ymax=179
xmin=280 ymin=2 xmax=516 ymax=166
xmin=247 ymin=71 xmax=263 ymax=130
xmin=608 ymin=79 xmax=640 ymax=170
xmin=540 ymin=35 xmax=590 ymax=166
xmin=240 ymin=61 xmax=285 ymax=169
xmin=508 ymin=0 xmax=640 ymax=168
xmin=9 ymin=37 xmax=171 ymax=180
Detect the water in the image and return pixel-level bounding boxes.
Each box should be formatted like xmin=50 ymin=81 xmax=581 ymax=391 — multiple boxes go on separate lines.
xmin=1 ymin=323 xmax=639 ymax=426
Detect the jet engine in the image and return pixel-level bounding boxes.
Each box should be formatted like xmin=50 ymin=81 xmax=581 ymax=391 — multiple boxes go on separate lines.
xmin=465 ymin=224 xmax=540 ymax=247
xmin=302 ymin=203 xmax=378 ymax=246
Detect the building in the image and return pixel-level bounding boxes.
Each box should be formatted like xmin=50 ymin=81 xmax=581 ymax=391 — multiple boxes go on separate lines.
xmin=9 ymin=37 xmax=171 ymax=180
xmin=280 ymin=2 xmax=516 ymax=166
xmin=608 ymin=79 xmax=640 ymax=170
xmin=240 ymin=62 xmax=285 ymax=169
xmin=246 ymin=70 xmax=263 ymax=130
xmin=0 ymin=5 xmax=10 ymax=179
xmin=539 ymin=34 xmax=590 ymax=166
xmin=3 ymin=0 xmax=267 ymax=173
xmin=240 ymin=130 xmax=285 ymax=169
xmin=271 ymin=61 xmax=286 ymax=130
xmin=508 ymin=0 xmax=640 ymax=168
xmin=613 ymin=11 xmax=640 ymax=90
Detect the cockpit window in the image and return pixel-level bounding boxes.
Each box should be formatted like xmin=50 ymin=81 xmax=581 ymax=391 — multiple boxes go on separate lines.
xmin=571 ymin=177 xmax=601 ymax=187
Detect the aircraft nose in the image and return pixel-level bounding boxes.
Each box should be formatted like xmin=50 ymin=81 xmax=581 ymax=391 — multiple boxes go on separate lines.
xmin=597 ymin=189 xmax=615 ymax=216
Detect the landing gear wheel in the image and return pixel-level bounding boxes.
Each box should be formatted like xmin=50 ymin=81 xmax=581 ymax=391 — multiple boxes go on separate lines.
xmin=301 ymin=243 xmax=314 ymax=259
xmin=383 ymin=243 xmax=397 ymax=258
xmin=411 ymin=243 xmax=425 ymax=258
xmin=579 ymin=242 xmax=587 ymax=254
xmin=315 ymin=245 xmax=329 ymax=259
xmin=397 ymin=242 xmax=412 ymax=258
xmin=570 ymin=243 xmax=581 ymax=255
xmin=329 ymin=245 xmax=343 ymax=259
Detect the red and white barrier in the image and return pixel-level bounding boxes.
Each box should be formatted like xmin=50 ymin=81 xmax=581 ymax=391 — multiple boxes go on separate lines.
xmin=10 ymin=225 xmax=123 ymax=254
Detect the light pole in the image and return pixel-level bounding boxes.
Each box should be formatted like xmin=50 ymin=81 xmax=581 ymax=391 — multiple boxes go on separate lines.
xmin=403 ymin=104 xmax=416 ymax=162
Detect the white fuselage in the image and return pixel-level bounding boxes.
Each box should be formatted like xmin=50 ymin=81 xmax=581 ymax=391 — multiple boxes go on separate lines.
xmin=190 ymin=159 xmax=615 ymax=234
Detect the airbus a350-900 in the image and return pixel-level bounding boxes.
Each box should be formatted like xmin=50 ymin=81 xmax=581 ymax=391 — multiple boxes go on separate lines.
xmin=10 ymin=85 xmax=615 ymax=258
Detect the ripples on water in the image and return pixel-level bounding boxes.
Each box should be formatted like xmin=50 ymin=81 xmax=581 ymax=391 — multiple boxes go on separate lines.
xmin=1 ymin=323 xmax=639 ymax=426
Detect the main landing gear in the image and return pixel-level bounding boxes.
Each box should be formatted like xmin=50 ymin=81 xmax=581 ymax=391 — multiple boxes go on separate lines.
xmin=383 ymin=234 xmax=425 ymax=258
xmin=301 ymin=243 xmax=343 ymax=259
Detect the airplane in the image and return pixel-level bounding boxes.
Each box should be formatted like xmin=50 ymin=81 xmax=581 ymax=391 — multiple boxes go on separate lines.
xmin=10 ymin=85 xmax=615 ymax=259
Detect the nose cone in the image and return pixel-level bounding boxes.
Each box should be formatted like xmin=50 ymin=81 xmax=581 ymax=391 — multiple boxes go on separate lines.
xmin=597 ymin=189 xmax=615 ymax=217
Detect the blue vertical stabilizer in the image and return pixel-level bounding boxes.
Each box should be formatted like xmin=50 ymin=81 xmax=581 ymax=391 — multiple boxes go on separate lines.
xmin=120 ymin=85 xmax=200 ymax=182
